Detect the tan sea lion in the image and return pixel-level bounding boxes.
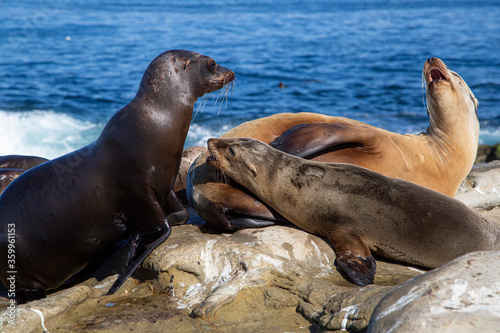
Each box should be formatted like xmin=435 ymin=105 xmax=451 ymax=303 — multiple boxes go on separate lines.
xmin=187 ymin=57 xmax=479 ymax=229
xmin=0 ymin=50 xmax=235 ymax=304
xmin=205 ymin=137 xmax=500 ymax=286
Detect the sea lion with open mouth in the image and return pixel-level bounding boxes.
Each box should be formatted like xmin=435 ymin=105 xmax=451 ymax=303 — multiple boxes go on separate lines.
xmin=187 ymin=57 xmax=479 ymax=230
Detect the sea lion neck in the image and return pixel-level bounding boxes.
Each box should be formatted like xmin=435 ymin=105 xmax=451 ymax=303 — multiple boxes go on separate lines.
xmin=133 ymin=73 xmax=198 ymax=111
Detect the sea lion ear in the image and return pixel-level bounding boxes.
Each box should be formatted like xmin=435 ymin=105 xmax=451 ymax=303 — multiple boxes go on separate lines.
xmin=183 ymin=59 xmax=191 ymax=70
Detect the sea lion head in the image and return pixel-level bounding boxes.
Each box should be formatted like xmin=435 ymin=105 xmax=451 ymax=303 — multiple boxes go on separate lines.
xmin=206 ymin=137 xmax=270 ymax=190
xmin=423 ymin=57 xmax=479 ymax=134
xmin=135 ymin=50 xmax=235 ymax=105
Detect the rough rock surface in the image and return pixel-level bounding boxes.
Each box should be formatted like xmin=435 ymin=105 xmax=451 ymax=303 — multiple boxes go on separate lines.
xmin=368 ymin=251 xmax=500 ymax=333
xmin=0 ymin=217 xmax=424 ymax=332
xmin=457 ymin=161 xmax=500 ymax=210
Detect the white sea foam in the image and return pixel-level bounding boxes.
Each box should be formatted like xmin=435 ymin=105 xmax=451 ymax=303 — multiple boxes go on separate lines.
xmin=0 ymin=109 xmax=102 ymax=159
xmin=479 ymin=129 xmax=500 ymax=146
xmin=185 ymin=122 xmax=233 ymax=148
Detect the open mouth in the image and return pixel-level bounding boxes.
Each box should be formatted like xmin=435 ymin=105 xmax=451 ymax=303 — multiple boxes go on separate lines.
xmin=428 ymin=69 xmax=447 ymax=85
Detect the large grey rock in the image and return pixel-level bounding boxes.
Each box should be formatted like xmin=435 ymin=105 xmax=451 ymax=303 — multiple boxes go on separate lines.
xmin=457 ymin=161 xmax=500 ymax=210
xmin=368 ymin=251 xmax=500 ymax=333
xmin=298 ymin=281 xmax=394 ymax=332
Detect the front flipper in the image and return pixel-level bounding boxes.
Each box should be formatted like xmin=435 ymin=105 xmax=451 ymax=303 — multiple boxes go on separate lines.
xmin=164 ymin=189 xmax=190 ymax=226
xmin=205 ymin=201 xmax=285 ymax=230
xmin=336 ymin=252 xmax=376 ymax=287
xmin=270 ymin=122 xmax=376 ymax=158
xmin=327 ymin=227 xmax=376 ymax=287
xmin=227 ymin=217 xmax=281 ymax=229
xmin=107 ymin=222 xmax=171 ymax=295
xmin=16 ymin=288 xmax=47 ymax=304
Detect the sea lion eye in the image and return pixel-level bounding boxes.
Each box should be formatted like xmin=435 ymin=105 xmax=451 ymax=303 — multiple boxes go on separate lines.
xmin=228 ymin=147 xmax=235 ymax=156
xmin=208 ymin=61 xmax=217 ymax=70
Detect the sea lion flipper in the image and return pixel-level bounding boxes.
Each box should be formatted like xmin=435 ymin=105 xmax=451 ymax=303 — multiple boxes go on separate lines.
xmin=270 ymin=123 xmax=374 ymax=158
xmin=335 ymin=252 xmax=376 ymax=287
xmin=329 ymin=230 xmax=376 ymax=287
xmin=209 ymin=203 xmax=282 ymax=230
xmin=107 ymin=222 xmax=172 ymax=295
xmin=226 ymin=217 xmax=278 ymax=229
xmin=164 ymin=190 xmax=190 ymax=225
xmin=205 ymin=184 xmax=286 ymax=230
xmin=16 ymin=289 xmax=47 ymax=305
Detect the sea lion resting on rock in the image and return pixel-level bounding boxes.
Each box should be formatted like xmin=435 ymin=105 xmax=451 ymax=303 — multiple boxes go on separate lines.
xmin=206 ymin=137 xmax=500 ymax=286
xmin=187 ymin=57 xmax=479 ymax=230
xmin=0 ymin=50 xmax=235 ymax=303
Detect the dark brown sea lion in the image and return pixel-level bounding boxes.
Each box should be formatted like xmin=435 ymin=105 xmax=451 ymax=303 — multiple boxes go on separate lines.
xmin=0 ymin=50 xmax=234 ymax=303
xmin=206 ymin=137 xmax=500 ymax=286
xmin=187 ymin=57 xmax=479 ymax=230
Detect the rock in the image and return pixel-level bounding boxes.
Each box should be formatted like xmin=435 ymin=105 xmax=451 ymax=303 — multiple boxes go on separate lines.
xmin=368 ymin=251 xmax=500 ymax=333
xmin=457 ymin=161 xmax=500 ymax=210
xmin=297 ymin=281 xmax=394 ymax=332
xmin=1 ymin=221 xmax=424 ymax=332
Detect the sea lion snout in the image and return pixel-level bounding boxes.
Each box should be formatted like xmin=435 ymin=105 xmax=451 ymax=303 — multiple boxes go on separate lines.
xmin=207 ymin=64 xmax=235 ymax=92
xmin=424 ymin=58 xmax=450 ymax=86
xmin=206 ymin=138 xmax=224 ymax=167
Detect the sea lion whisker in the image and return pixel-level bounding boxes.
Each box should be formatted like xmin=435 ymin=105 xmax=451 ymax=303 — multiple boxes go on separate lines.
xmin=217 ymin=91 xmax=225 ymax=115
xmin=213 ymin=165 xmax=228 ymax=184
xmin=215 ymin=84 xmax=231 ymax=115
xmin=194 ymin=92 xmax=213 ymax=120
xmin=209 ymin=153 xmax=229 ymax=184
xmin=193 ymin=96 xmax=205 ymax=120
xmin=223 ymin=81 xmax=233 ymax=107
xmin=221 ymin=84 xmax=232 ymax=112
xmin=421 ymin=71 xmax=428 ymax=109
xmin=202 ymin=92 xmax=213 ymax=110
xmin=214 ymin=88 xmax=223 ymax=110
xmin=215 ymin=86 xmax=225 ymax=105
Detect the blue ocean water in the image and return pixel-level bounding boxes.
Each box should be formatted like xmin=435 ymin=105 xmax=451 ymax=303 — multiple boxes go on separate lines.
xmin=1 ymin=0 xmax=499 ymax=159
